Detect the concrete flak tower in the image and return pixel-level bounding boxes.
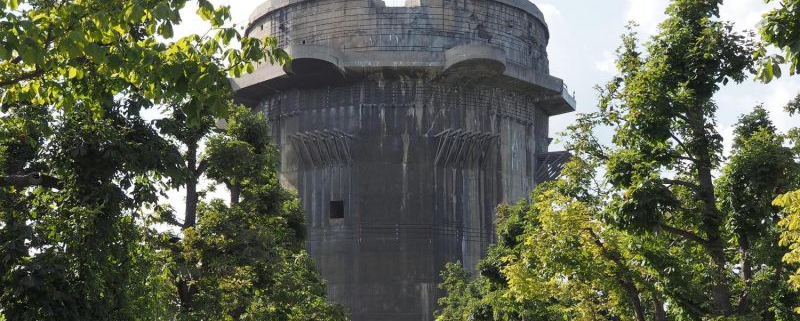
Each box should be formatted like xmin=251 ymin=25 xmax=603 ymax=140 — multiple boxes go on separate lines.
xmin=233 ymin=0 xmax=575 ymax=320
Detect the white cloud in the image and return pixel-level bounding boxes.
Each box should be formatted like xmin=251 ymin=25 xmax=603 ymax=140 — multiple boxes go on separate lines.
xmin=761 ymin=78 xmax=800 ymax=132
xmin=623 ymin=0 xmax=778 ymax=38
xmin=595 ymin=50 xmax=616 ymax=73
xmin=625 ymin=0 xmax=669 ymax=37
xmin=721 ymin=124 xmax=737 ymax=157
xmin=716 ymin=76 xmax=800 ymax=157
xmin=719 ymin=0 xmax=776 ymax=30
xmin=538 ymin=3 xmax=562 ymax=22
xmin=173 ymin=0 xmax=259 ymax=40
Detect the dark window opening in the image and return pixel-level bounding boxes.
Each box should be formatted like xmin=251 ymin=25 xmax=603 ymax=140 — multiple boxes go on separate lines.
xmin=330 ymin=201 xmax=345 ymax=219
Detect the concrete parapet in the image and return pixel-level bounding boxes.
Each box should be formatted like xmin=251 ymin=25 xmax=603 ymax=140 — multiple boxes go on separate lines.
xmin=237 ymin=0 xmax=574 ymax=112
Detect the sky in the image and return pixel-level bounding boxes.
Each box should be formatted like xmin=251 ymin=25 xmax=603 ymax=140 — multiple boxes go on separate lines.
xmin=535 ymin=0 xmax=799 ymax=153
xmin=166 ymin=0 xmax=800 ymax=217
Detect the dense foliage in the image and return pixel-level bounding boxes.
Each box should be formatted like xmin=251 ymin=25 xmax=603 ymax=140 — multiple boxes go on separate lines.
xmin=0 ymin=98 xmax=179 ymax=320
xmin=0 ymin=0 xmax=342 ymax=320
xmin=163 ymin=107 xmax=347 ymax=321
xmin=3 ymin=0 xmax=800 ymax=319
xmin=437 ymin=0 xmax=800 ymax=320
xmin=0 ymin=0 xmax=287 ymax=122
xmin=757 ymin=0 xmax=800 ymax=82
xmin=760 ymin=0 xmax=800 ymax=312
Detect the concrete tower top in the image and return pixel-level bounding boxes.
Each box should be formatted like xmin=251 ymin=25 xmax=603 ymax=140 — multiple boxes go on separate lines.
xmin=247 ymin=0 xmax=548 ymax=34
xmin=233 ymin=0 xmax=575 ymax=115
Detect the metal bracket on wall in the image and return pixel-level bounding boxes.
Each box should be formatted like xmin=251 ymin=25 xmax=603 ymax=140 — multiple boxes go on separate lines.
xmin=289 ymin=130 xmax=354 ymax=168
xmin=434 ymin=129 xmax=500 ymax=168
xmin=535 ymin=151 xmax=572 ymax=183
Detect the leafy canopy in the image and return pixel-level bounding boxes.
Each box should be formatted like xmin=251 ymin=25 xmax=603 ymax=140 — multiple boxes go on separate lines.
xmin=757 ymin=0 xmax=800 ymax=82
xmin=167 ymin=106 xmax=347 ymax=321
xmin=438 ymin=0 xmax=800 ymax=319
xmin=0 ymin=0 xmax=289 ymax=122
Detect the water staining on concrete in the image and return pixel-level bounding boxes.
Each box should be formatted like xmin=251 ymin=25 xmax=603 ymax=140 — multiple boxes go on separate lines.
xmin=232 ymin=1 xmax=575 ymax=320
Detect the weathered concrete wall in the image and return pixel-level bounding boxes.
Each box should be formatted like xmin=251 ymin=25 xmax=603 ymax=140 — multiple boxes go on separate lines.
xmin=233 ymin=1 xmax=575 ymax=320
xmin=246 ymin=0 xmax=551 ymax=73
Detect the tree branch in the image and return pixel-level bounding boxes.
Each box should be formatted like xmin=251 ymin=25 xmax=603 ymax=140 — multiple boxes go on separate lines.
xmin=674 ymin=113 xmax=690 ymax=123
xmin=659 ymin=178 xmax=702 ymax=193
xmin=659 ymin=223 xmax=708 ymax=245
xmin=669 ymin=132 xmax=696 ymax=161
xmin=0 ymin=172 xmax=60 ymax=189
xmin=583 ymin=228 xmax=646 ymax=321
xmin=0 ymin=68 xmax=47 ymax=88
xmin=195 ymin=159 xmax=208 ymax=176
xmin=673 ymin=295 xmax=708 ymax=316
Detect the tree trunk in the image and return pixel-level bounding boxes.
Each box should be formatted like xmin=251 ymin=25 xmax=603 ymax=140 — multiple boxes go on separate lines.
xmin=586 ymin=228 xmax=646 ymax=321
xmin=654 ymin=295 xmax=668 ymax=321
xmin=229 ymin=183 xmax=240 ymax=205
xmin=178 ymin=281 xmax=194 ymax=312
xmin=737 ymin=230 xmax=752 ymax=312
xmin=708 ymin=237 xmax=732 ymax=315
xmin=184 ymin=181 xmax=198 ymax=229
xmin=688 ymin=107 xmax=732 ymax=315
xmin=178 ymin=142 xmax=201 ymax=312
xmin=619 ymin=280 xmax=646 ymax=321
xmin=183 ymin=143 xmax=199 ymax=229
xmin=0 ymin=172 xmax=60 ymax=189
xmin=738 ymin=231 xmax=752 ymax=283
xmin=700 ymin=166 xmax=732 ymax=315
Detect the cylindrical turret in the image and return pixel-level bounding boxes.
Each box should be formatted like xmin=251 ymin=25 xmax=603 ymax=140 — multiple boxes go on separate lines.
xmin=233 ymin=1 xmax=574 ymax=320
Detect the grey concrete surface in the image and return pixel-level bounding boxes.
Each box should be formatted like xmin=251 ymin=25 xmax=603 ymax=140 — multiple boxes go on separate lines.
xmin=233 ymin=1 xmax=574 ymax=320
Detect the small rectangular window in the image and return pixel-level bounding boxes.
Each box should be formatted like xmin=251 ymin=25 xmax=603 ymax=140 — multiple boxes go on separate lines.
xmin=330 ymin=201 xmax=345 ymax=219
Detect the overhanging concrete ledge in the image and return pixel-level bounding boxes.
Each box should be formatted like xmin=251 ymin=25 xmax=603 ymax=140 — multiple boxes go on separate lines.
xmin=233 ymin=48 xmax=577 ymax=114
xmin=283 ymin=44 xmax=346 ymax=76
xmin=444 ymin=44 xmax=507 ymax=76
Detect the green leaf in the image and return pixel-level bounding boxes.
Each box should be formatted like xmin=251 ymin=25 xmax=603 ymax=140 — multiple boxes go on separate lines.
xmin=158 ymin=23 xmax=174 ymax=39
xmin=153 ymin=3 xmax=173 ymax=20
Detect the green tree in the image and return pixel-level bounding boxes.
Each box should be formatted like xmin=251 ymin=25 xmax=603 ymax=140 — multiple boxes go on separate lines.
xmin=0 ymin=0 xmax=288 ymax=122
xmin=0 ymin=0 xmax=299 ymax=319
xmin=716 ymin=107 xmax=800 ymax=319
xmin=167 ymin=107 xmax=347 ymax=320
xmin=757 ymin=0 xmax=800 ymax=82
xmin=759 ymin=2 xmax=800 ymax=314
xmin=594 ymin=0 xmax=754 ymax=314
xmin=779 ymin=190 xmax=800 ymax=312
xmin=0 ymin=99 xmax=180 ymax=320
xmin=438 ymin=0 xmax=800 ymax=319
xmin=438 ymin=140 xmax=666 ymax=321
xmin=152 ymin=105 xmax=215 ymax=312
xmin=438 ymin=103 xmax=800 ymax=321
